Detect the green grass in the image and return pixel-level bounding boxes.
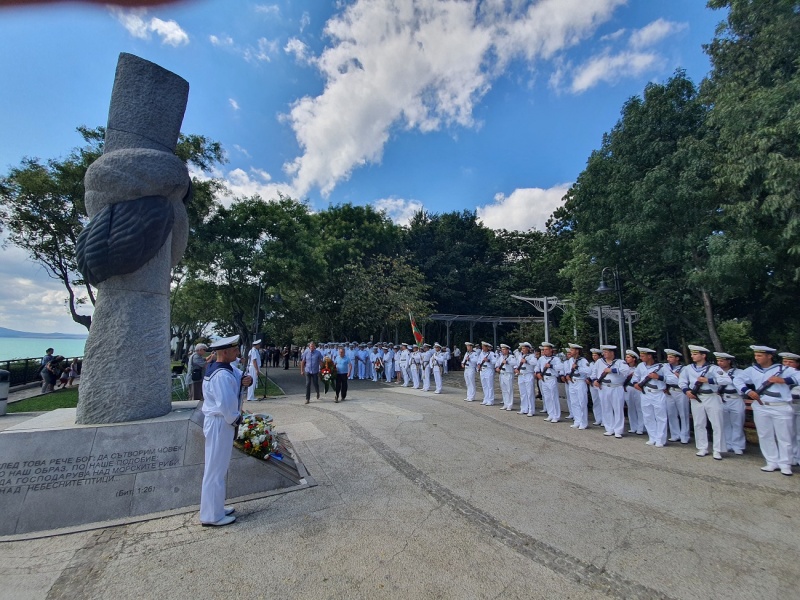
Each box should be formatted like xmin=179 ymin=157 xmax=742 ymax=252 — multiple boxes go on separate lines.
xmin=6 ymin=387 xmax=79 ymax=413
xmin=7 ymin=377 xmax=283 ymax=414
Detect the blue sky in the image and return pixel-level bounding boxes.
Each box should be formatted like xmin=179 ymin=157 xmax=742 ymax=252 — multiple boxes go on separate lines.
xmin=0 ymin=0 xmax=723 ymax=333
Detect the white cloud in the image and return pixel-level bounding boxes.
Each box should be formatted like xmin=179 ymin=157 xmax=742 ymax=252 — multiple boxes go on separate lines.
xmin=300 ymin=11 xmax=311 ymax=32
xmin=281 ymin=0 xmax=627 ymax=197
xmin=233 ymin=144 xmax=251 ymax=158
xmin=373 ymin=198 xmax=424 ymax=226
xmin=629 ymin=18 xmax=687 ymax=49
xmin=110 ymin=9 xmax=189 ymax=47
xmin=476 ymin=184 xmax=570 ymax=231
xmin=285 ymin=38 xmax=310 ymax=63
xmin=255 ymin=4 xmax=280 ymax=17
xmin=191 ymin=167 xmax=298 ymax=208
xmin=600 ymin=28 xmax=626 ymax=42
xmin=0 ymin=240 xmax=92 ymax=335
xmin=244 ymin=37 xmax=278 ymax=63
xmin=229 ymin=98 xmax=240 ymax=111
xmin=210 ymin=34 xmax=235 ymax=48
xmin=570 ymin=50 xmax=658 ymax=93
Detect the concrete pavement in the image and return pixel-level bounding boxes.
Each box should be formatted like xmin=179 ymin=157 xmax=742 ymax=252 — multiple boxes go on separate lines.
xmin=1 ymin=367 xmax=798 ymax=599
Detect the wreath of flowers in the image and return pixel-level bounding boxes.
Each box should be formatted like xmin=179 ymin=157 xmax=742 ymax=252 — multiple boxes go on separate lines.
xmin=235 ymin=412 xmax=276 ymax=459
xmin=319 ymin=357 xmax=337 ymax=393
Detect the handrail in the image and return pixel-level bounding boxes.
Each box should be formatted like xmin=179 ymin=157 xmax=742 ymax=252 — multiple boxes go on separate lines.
xmin=1 ymin=356 xmax=84 ymax=387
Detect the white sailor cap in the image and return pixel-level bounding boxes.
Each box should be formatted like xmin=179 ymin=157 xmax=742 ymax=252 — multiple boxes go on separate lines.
xmin=778 ymin=352 xmax=800 ymax=360
xmin=600 ymin=344 xmax=617 ymax=351
xmin=688 ymin=344 xmax=710 ymax=353
xmin=499 ymin=343 xmax=510 ymax=350
xmin=714 ymin=352 xmax=735 ymax=360
xmin=664 ymin=348 xmax=682 ymax=357
xmin=541 ymin=342 xmax=554 ymax=348
xmin=412 ymin=345 xmax=419 ymax=350
xmin=423 ymin=343 xmax=431 ymax=348
xmin=480 ymin=341 xmax=492 ymax=348
xmin=434 ymin=342 xmax=442 ymax=348
xmin=568 ymin=343 xmax=583 ymax=349
xmin=750 ymin=345 xmax=777 ymax=353
xmin=210 ymin=335 xmax=240 ymax=351
xmin=637 ymin=347 xmax=657 ymax=355
xmin=625 ymin=349 xmax=639 ymax=359
xmin=252 ymin=339 xmax=262 ymax=345
xmin=521 ymin=342 xmax=533 ymax=349
xmin=590 ymin=348 xmax=602 ymax=354
xmin=400 ymin=342 xmax=408 ymax=347
xmin=464 ymin=341 xmax=474 ymax=346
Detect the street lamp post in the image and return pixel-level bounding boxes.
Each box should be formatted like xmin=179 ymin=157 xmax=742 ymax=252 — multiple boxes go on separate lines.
xmin=597 ymin=267 xmax=626 ymax=353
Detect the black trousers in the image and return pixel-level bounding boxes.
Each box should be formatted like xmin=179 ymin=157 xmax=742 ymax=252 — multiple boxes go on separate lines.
xmin=335 ymin=374 xmax=348 ymax=400
xmin=305 ymin=373 xmax=320 ymax=400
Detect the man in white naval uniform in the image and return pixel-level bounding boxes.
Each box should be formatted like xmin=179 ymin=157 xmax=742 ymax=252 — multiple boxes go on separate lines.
xmin=346 ymin=343 xmax=357 ymax=380
xmin=431 ymin=343 xmax=446 ymax=393
xmin=200 ymin=335 xmax=253 ymax=527
xmin=715 ymin=352 xmax=746 ymax=455
xmin=477 ymin=342 xmax=496 ymax=405
xmin=624 ymin=350 xmax=644 ymax=435
xmin=632 ymin=347 xmax=669 ymax=447
xmin=410 ymin=345 xmax=422 ymax=389
xmin=246 ymin=339 xmax=262 ymax=402
xmin=515 ymin=342 xmax=536 ymax=416
xmin=664 ymin=349 xmax=691 ymax=444
xmin=589 ymin=349 xmax=603 ymax=426
xmin=461 ymin=342 xmax=478 ymax=401
xmin=679 ymin=345 xmax=730 ymax=460
xmin=564 ymin=344 xmax=591 ymax=429
xmin=777 ymin=352 xmax=800 ymax=465
xmin=396 ymin=343 xmax=410 ymax=386
xmin=734 ymin=345 xmax=798 ymax=475
xmin=536 ymin=342 xmax=563 ymax=423
xmin=421 ymin=343 xmax=434 ymax=392
xmin=495 ymin=343 xmax=517 ymax=410
xmin=443 ymin=345 xmax=451 ymax=374
xmin=384 ymin=345 xmax=395 ymax=382
xmin=594 ymin=345 xmax=631 ymax=438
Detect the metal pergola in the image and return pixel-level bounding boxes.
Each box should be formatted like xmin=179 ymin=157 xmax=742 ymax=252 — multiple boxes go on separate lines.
xmin=426 ymin=314 xmax=544 ymax=348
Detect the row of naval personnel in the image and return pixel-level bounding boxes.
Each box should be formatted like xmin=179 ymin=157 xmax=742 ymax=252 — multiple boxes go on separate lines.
xmin=458 ymin=341 xmax=800 ymax=477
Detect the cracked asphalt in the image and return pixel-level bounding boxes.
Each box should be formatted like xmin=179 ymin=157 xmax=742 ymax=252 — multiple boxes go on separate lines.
xmin=1 ymin=367 xmax=798 ymax=599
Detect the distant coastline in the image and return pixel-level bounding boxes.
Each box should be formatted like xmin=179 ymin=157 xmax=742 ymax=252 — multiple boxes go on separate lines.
xmin=0 ymin=327 xmax=87 ymax=340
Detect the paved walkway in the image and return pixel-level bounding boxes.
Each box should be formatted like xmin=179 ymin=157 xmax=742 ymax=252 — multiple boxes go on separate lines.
xmin=1 ymin=368 xmax=798 ymax=599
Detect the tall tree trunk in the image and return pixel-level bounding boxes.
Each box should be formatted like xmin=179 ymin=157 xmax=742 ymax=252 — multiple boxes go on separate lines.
xmin=700 ymin=287 xmax=723 ymax=351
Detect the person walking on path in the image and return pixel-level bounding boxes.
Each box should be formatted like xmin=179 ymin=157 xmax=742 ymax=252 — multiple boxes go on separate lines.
xmin=334 ymin=345 xmax=353 ymax=402
xmin=300 ymin=341 xmax=324 ymax=404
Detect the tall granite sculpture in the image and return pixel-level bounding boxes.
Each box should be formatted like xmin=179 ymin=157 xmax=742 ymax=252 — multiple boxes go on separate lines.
xmin=75 ymin=53 xmax=191 ymax=424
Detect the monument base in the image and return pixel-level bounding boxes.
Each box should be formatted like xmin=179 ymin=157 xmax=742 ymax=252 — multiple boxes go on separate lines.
xmin=0 ymin=402 xmax=314 ymax=539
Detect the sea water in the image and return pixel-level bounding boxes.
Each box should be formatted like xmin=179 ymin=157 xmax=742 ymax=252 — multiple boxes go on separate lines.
xmin=0 ymin=337 xmax=87 ymax=361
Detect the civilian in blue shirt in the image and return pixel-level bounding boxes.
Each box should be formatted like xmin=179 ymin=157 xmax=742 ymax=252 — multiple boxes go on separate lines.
xmin=334 ymin=346 xmax=353 ymax=403
xmin=300 ymin=341 xmax=324 ymax=404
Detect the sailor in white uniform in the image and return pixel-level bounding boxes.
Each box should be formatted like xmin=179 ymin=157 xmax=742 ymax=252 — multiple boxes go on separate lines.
xmin=536 ymin=342 xmax=563 ymax=422
xmin=461 ymin=342 xmax=478 ymax=401
xmin=594 ymin=345 xmax=631 ymax=438
xmin=477 ymin=342 xmax=496 ymax=405
xmin=515 ymin=342 xmax=536 ymax=416
xmin=734 ymin=345 xmax=798 ymax=475
xmin=632 ymin=347 xmax=669 ymax=447
xmin=398 ymin=343 xmax=411 ymax=386
xmin=495 ymin=343 xmax=517 ymax=410
xmin=664 ymin=349 xmax=691 ymax=444
xmin=246 ymin=339 xmax=262 ymax=401
xmin=777 ymin=352 xmax=800 ymax=465
xmin=589 ymin=348 xmax=603 ymax=426
xmin=421 ymin=343 xmax=433 ymax=392
xmin=624 ymin=350 xmax=644 ymax=435
xmin=715 ymin=352 xmax=746 ymax=455
xmin=431 ymin=343 xmax=445 ymax=393
xmin=678 ymin=345 xmax=730 ymax=460
xmin=564 ymin=344 xmax=591 ymax=429
xmin=200 ymin=335 xmax=252 ymax=527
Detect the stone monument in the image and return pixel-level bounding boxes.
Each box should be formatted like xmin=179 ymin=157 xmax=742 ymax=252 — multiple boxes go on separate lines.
xmin=76 ymin=52 xmax=191 ymax=424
